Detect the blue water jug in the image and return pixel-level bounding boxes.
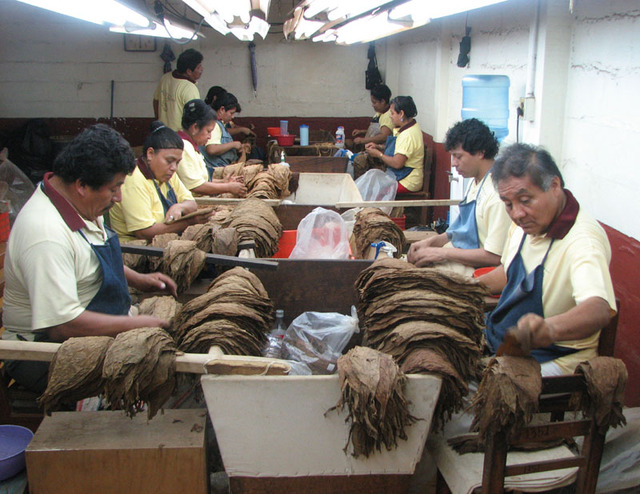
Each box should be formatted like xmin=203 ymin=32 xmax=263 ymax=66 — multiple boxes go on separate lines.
xmin=462 ymin=75 xmax=510 ymax=142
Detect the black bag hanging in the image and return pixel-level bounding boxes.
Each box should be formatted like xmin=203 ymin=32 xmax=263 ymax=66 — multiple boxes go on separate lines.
xmin=365 ymin=43 xmax=383 ymax=90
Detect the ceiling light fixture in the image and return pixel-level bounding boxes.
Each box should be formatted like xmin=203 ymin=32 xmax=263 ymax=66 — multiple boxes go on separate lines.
xmin=17 ymin=0 xmax=151 ymax=27
xmin=180 ymin=0 xmax=271 ymax=41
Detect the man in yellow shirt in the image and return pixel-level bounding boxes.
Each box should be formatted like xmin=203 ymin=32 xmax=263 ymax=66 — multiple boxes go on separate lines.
xmin=153 ymin=49 xmax=203 ymax=131
xmin=480 ymin=143 xmax=616 ymax=376
xmin=408 ymin=119 xmax=512 ymax=276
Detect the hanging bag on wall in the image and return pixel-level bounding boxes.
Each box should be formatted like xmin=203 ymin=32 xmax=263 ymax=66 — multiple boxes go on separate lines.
xmin=365 ymin=43 xmax=383 ymax=90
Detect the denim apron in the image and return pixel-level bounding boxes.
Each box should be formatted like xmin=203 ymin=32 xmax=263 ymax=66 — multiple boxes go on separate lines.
xmin=383 ymin=135 xmax=413 ymax=182
xmin=485 ymin=234 xmax=578 ymax=363
xmin=447 ymin=171 xmax=491 ymax=249
xmin=153 ymin=180 xmax=177 ymax=215
xmin=202 ymin=120 xmax=238 ymax=178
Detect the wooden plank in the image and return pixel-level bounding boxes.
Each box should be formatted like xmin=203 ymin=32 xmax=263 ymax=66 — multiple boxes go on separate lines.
xmin=510 ymin=420 xmax=590 ymax=445
xmin=505 ymin=456 xmax=584 ymax=477
xmin=335 ymin=199 xmax=460 ymax=208
xmin=195 ymin=197 xmax=281 ymax=206
xmin=229 ymin=474 xmax=412 ymax=494
xmin=119 ymin=244 xmax=279 ymax=271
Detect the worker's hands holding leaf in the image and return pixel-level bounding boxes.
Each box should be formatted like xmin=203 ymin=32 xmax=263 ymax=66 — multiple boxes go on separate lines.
xmin=518 ymin=313 xmax=555 ymax=349
xmin=134 ymin=272 xmax=178 ymax=298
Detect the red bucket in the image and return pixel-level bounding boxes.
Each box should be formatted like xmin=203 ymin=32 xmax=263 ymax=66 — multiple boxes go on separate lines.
xmin=272 ymin=230 xmax=297 ymax=258
xmin=391 ymin=215 xmax=406 ymax=230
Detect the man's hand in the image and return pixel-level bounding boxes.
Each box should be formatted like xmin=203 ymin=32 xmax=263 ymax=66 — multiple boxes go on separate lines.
xmin=132 ymin=315 xmax=171 ymax=330
xmin=135 ymin=272 xmax=178 ymax=298
xmin=517 ymin=313 xmax=555 ymax=349
xmin=227 ymin=180 xmax=247 ymax=197
xmin=407 ymin=244 xmax=448 ymax=266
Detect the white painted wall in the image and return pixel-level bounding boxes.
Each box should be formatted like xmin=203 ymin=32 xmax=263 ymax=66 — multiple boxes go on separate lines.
xmin=0 ymin=0 xmax=374 ymax=118
xmin=385 ymin=0 xmax=640 ymax=240
xmin=1 ymin=0 xmax=639 ymax=239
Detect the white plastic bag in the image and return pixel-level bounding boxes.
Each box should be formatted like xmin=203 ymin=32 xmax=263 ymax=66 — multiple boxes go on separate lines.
xmin=355 ymin=169 xmax=397 ymax=214
xmin=288 ymin=207 xmax=350 ymax=259
xmin=281 ymin=307 xmax=359 ymax=375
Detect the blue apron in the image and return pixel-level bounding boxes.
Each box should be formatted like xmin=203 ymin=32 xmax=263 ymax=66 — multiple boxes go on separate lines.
xmin=485 ymin=234 xmax=578 ymax=363
xmin=153 ymin=180 xmax=177 ymax=215
xmin=383 ymin=135 xmax=413 ymax=182
xmin=447 ymin=171 xmax=491 ymax=249
xmin=201 ymin=120 xmax=238 ymax=178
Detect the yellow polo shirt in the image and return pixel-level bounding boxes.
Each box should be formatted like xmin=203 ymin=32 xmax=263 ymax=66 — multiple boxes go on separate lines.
xmin=501 ymin=209 xmax=616 ymax=373
xmin=110 ymin=166 xmax=194 ymax=243
xmin=3 ymin=187 xmax=107 ymax=340
xmin=393 ymin=122 xmax=424 ymax=192
xmin=153 ymin=72 xmax=200 ymax=131
xmin=207 ymin=122 xmax=223 ymax=146
xmin=440 ymin=171 xmax=513 ymax=276
xmin=177 ymin=139 xmax=209 ymax=191
xmin=378 ymin=109 xmax=393 ymax=133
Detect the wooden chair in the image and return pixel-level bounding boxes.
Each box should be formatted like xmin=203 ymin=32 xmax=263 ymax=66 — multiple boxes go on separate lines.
xmin=395 ymin=132 xmax=436 ymax=227
xmin=433 ymin=305 xmax=620 ymax=494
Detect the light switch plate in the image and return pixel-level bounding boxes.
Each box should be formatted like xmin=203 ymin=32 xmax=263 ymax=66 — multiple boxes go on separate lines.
xmin=124 ymin=34 xmax=157 ymax=52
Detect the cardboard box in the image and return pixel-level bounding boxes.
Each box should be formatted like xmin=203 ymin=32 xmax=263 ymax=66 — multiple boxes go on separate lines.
xmin=26 ymin=409 xmax=208 ymax=494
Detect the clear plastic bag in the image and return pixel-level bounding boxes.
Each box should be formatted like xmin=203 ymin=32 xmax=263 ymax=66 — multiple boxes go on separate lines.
xmin=0 ymin=148 xmax=36 ymax=224
xmin=281 ymin=307 xmax=359 ymax=375
xmin=354 ymin=169 xmax=398 ymax=214
xmin=288 ymin=207 xmax=350 ymax=259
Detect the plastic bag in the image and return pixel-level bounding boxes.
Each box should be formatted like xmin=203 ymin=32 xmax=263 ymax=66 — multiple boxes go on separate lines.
xmin=288 ymin=207 xmax=350 ymax=259
xmin=355 ymin=169 xmax=397 ymax=214
xmin=281 ymin=307 xmax=359 ymax=375
xmin=0 ymin=148 xmax=36 ymax=224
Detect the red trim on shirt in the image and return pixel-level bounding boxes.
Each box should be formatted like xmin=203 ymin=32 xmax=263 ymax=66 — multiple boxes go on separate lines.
xmin=172 ymin=70 xmax=196 ymax=84
xmin=397 ymin=119 xmax=417 ymax=134
xmin=41 ymin=172 xmax=86 ymax=232
xmin=546 ymin=189 xmax=580 ymax=239
xmin=136 ymin=156 xmax=154 ymax=180
xmin=177 ymin=130 xmax=201 ymax=154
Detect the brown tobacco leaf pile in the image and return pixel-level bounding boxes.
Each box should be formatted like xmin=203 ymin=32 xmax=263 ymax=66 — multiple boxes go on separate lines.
xmin=138 ymin=295 xmax=182 ymax=337
xmin=121 ymin=238 xmax=149 ymax=271
xmin=218 ymin=198 xmax=283 ymax=258
xmin=328 ymin=346 xmax=418 ymax=458
xmin=351 ymin=208 xmax=405 ymax=259
xmin=149 ymin=233 xmax=179 ymax=271
xmin=211 ymin=162 xmax=292 ymax=200
xmin=102 ymin=327 xmax=177 ymax=420
xmin=161 ymin=239 xmax=207 ymax=294
xmin=354 ymin=258 xmax=488 ymax=429
xmin=38 ymin=336 xmax=114 ymax=414
xmin=173 ymin=267 xmax=274 ymax=356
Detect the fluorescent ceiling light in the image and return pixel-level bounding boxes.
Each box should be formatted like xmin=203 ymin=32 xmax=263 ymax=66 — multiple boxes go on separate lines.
xmin=110 ymin=19 xmax=199 ymax=40
xmin=17 ymin=0 xmax=150 ymax=27
xmin=332 ymin=13 xmax=412 ymax=45
xmin=389 ymin=0 xmax=509 ymax=22
xmin=180 ymin=0 xmax=271 ymax=40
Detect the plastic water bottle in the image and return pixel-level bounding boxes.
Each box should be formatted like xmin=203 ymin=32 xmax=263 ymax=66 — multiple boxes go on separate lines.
xmin=299 ymin=124 xmax=309 ymax=146
xmin=264 ymin=309 xmax=286 ymax=359
xmin=280 ymin=150 xmax=290 ymax=168
xmin=461 ymin=75 xmax=510 ymax=142
xmin=335 ymin=126 xmax=345 ymax=149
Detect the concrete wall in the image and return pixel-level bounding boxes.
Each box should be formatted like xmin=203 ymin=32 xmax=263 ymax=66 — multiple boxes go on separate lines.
xmin=0 ymin=0 xmax=374 ymax=119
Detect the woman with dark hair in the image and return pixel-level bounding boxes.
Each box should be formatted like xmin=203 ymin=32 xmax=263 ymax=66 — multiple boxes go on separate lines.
xmin=176 ymin=99 xmax=247 ymax=196
xmin=362 ymin=95 xmax=424 ymax=192
xmin=205 ymin=86 xmax=256 ymax=141
xmin=202 ymin=92 xmax=252 ymax=171
xmin=110 ymin=121 xmax=204 ymax=242
xmin=351 ymin=84 xmax=394 ymax=147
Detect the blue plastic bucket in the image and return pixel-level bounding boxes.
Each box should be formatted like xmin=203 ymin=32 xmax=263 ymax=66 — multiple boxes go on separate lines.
xmin=462 ymin=75 xmax=510 ymax=142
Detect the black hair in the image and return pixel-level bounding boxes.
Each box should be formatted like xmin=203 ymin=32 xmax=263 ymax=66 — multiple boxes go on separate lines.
xmin=176 ymin=49 xmax=203 ymax=73
xmin=181 ymin=99 xmax=216 ymax=131
xmin=53 ymin=124 xmax=135 ymax=189
xmin=492 ymin=143 xmax=565 ymax=190
xmin=370 ymin=84 xmax=391 ymax=104
xmin=142 ymin=121 xmax=184 ymax=155
xmin=205 ymin=86 xmax=227 ymax=106
xmin=444 ymin=118 xmax=499 ymax=160
xmin=212 ymin=92 xmax=241 ymax=114
xmin=390 ymin=96 xmax=417 ymax=119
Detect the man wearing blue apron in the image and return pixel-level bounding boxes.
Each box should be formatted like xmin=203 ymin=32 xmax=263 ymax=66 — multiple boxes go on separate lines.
xmin=479 ymin=143 xmax=616 ymax=376
xmin=2 ymin=125 xmax=178 ymax=393
xmin=408 ymin=119 xmax=511 ymax=276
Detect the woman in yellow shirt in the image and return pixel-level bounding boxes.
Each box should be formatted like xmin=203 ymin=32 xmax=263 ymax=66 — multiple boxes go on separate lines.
xmin=110 ymin=122 xmax=204 ymax=242
xmin=176 ymin=99 xmax=247 ymax=197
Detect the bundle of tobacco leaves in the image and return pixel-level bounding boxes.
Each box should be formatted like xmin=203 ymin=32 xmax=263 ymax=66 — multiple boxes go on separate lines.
xmin=219 ymin=198 xmax=282 ymax=258
xmin=38 ymin=336 xmax=113 ymax=414
xmin=211 ymin=226 xmax=239 ymax=256
xmin=138 ymin=295 xmax=182 ymax=336
xmin=354 ymin=258 xmax=488 ymax=429
xmin=181 ymin=223 xmax=214 ymax=252
xmin=121 ymin=238 xmax=149 ymax=272
xmin=149 ymin=233 xmax=179 ymax=271
xmin=102 ymin=327 xmax=177 ymax=419
xmin=211 ymin=162 xmax=292 ymax=200
xmin=470 ymin=356 xmax=541 ymax=443
xmin=161 ymin=239 xmax=207 ymax=294
xmin=328 ymin=346 xmax=418 ymax=458
xmin=351 ymin=208 xmax=405 ymax=259
xmin=173 ymin=267 xmax=274 ymax=356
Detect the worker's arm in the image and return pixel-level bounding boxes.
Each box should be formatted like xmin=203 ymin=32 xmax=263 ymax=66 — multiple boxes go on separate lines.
xmin=205 ymin=141 xmax=243 ymax=156
xmin=354 ymin=126 xmax=392 ymax=145
xmin=153 ymin=99 xmax=159 ymax=119
xmin=518 ymin=297 xmax=612 ymax=348
xmin=228 ymin=126 xmax=256 ymax=138
xmin=477 ymin=264 xmax=507 ymax=295
xmin=131 ymin=199 xmax=201 ymax=242
xmin=408 ymin=242 xmax=501 ymax=268
xmin=190 ymin=180 xmax=247 ymax=197
xmin=45 ymin=310 xmax=170 ymax=341
xmin=124 ymin=266 xmax=177 ymax=297
xmin=364 ymin=144 xmax=407 ymax=170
